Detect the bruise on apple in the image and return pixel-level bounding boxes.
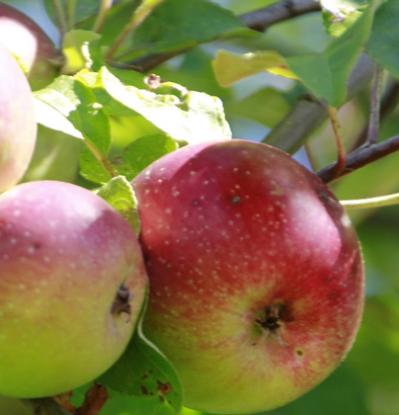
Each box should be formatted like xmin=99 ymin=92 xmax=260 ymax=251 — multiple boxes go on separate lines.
xmin=133 ymin=140 xmax=364 ymax=414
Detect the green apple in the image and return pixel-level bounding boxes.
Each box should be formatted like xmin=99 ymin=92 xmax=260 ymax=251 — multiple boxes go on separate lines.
xmin=0 ymin=181 xmax=148 ymax=398
xmin=133 ymin=140 xmax=364 ymax=414
xmin=0 ymin=42 xmax=36 ymax=193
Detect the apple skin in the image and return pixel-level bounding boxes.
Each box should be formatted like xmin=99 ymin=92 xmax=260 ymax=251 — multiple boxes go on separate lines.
xmin=0 ymin=43 xmax=36 ymax=193
xmin=0 ymin=2 xmax=58 ymax=89
xmin=133 ymin=140 xmax=364 ymax=414
xmin=0 ymin=181 xmax=148 ymax=398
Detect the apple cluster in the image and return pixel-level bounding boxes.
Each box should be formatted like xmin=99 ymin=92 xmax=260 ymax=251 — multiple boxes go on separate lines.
xmin=0 ymin=6 xmax=364 ymax=414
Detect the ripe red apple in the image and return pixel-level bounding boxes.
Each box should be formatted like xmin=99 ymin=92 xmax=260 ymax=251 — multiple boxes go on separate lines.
xmin=0 ymin=2 xmax=58 ymax=89
xmin=0 ymin=43 xmax=36 ymax=193
xmin=0 ymin=181 xmax=148 ymax=398
xmin=133 ymin=140 xmax=364 ymax=414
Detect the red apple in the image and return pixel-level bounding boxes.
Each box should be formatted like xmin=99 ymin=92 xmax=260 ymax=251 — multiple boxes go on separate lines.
xmin=0 ymin=2 xmax=58 ymax=89
xmin=0 ymin=181 xmax=148 ymax=398
xmin=133 ymin=140 xmax=364 ymax=414
xmin=0 ymin=42 xmax=36 ymax=193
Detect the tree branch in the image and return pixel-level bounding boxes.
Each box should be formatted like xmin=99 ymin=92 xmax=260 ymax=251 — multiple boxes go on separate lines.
xmin=317 ymin=135 xmax=399 ymax=183
xmin=240 ymin=0 xmax=321 ymax=32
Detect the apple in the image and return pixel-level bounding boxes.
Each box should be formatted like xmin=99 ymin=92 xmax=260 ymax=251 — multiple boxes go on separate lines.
xmin=0 ymin=43 xmax=36 ymax=193
xmin=0 ymin=181 xmax=148 ymax=398
xmin=133 ymin=140 xmax=364 ymax=414
xmin=0 ymin=2 xmax=58 ymax=89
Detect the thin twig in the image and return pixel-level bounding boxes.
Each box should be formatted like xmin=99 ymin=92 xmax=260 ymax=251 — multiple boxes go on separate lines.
xmin=341 ymin=192 xmax=399 ymax=209
xmin=67 ymin=0 xmax=77 ymax=30
xmin=106 ymin=0 xmax=165 ymax=61
xmin=240 ymin=0 xmax=321 ymax=32
xmin=93 ymin=0 xmax=113 ymax=33
xmin=318 ymin=134 xmax=399 ymax=182
xmin=77 ymin=384 xmax=108 ymax=415
xmin=366 ymin=64 xmax=384 ymax=145
xmin=52 ymin=0 xmax=67 ymax=36
xmin=351 ymin=80 xmax=399 ymax=149
xmin=327 ymin=106 xmax=346 ymax=178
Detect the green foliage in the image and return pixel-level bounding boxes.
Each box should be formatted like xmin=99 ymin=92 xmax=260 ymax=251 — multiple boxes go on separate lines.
xmin=2 ymin=0 xmax=399 ymax=414
xmin=367 ymin=0 xmax=399 ymax=76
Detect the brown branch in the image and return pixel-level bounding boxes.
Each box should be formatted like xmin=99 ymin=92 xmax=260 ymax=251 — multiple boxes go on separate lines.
xmin=129 ymin=0 xmax=321 ymax=72
xmin=317 ymin=135 xmax=399 ymax=183
xmin=77 ymin=384 xmax=108 ymax=415
xmin=240 ymin=0 xmax=320 ymax=32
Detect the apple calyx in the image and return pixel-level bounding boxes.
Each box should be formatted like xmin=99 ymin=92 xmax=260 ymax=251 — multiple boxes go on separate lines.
xmin=256 ymin=301 xmax=292 ymax=334
xmin=111 ymin=284 xmax=132 ymax=317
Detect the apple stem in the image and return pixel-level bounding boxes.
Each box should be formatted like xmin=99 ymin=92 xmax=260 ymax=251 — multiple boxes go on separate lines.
xmin=93 ymin=0 xmax=113 ymax=33
xmin=341 ymin=192 xmax=399 ymax=209
xmin=106 ymin=0 xmax=165 ymax=61
xmin=304 ymin=141 xmax=319 ymax=171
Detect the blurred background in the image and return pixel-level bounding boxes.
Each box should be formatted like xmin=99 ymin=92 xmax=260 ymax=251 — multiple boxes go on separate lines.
xmin=1 ymin=0 xmax=399 ymax=414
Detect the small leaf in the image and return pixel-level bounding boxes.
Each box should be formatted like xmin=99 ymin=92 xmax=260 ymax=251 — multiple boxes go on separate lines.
xmin=115 ymin=134 xmax=178 ymax=180
xmin=34 ymin=76 xmax=84 ymax=139
xmin=287 ymin=4 xmax=373 ymax=107
xmin=367 ymin=0 xmax=399 ymax=77
xmin=212 ymin=50 xmax=297 ymax=87
xmin=130 ymin=0 xmax=243 ymax=56
xmin=62 ymin=30 xmax=101 ymax=74
xmin=98 ymin=67 xmax=231 ymax=143
xmin=99 ymin=322 xmax=182 ymax=413
xmin=44 ymin=0 xmax=100 ymax=27
xmin=97 ymin=176 xmax=140 ymax=234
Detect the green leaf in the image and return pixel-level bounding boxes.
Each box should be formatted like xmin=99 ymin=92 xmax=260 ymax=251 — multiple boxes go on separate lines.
xmin=97 ymin=67 xmax=231 ymax=143
xmin=62 ymin=30 xmax=101 ymax=74
xmin=96 ymin=176 xmax=140 ymax=234
xmin=115 ymin=134 xmax=178 ymax=180
xmin=129 ymin=0 xmax=243 ymax=56
xmin=212 ymin=50 xmax=297 ymax=87
xmin=367 ymin=0 xmax=399 ymax=77
xmin=34 ymin=76 xmax=84 ymax=139
xmin=99 ymin=322 xmax=182 ymax=413
xmin=227 ymin=88 xmax=291 ymax=127
xmin=321 ymin=0 xmax=369 ymax=37
xmin=44 ymin=0 xmax=100 ymax=27
xmin=34 ymin=74 xmax=112 ymax=184
xmin=287 ymin=4 xmax=373 ymax=106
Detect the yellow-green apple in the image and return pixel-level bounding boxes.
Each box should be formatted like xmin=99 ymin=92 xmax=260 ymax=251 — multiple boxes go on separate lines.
xmin=0 ymin=181 xmax=148 ymax=398
xmin=0 ymin=2 xmax=58 ymax=89
xmin=0 ymin=42 xmax=36 ymax=193
xmin=133 ymin=140 xmax=364 ymax=414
